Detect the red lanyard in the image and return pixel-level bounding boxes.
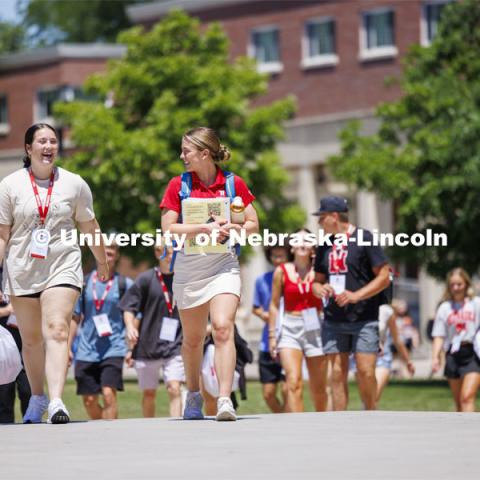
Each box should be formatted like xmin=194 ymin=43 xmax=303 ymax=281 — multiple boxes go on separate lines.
xmin=156 ymin=269 xmax=173 ymax=316
xmin=92 ymin=272 xmax=114 ymax=311
xmin=331 ymin=224 xmax=354 ymax=273
xmin=295 ymin=266 xmax=312 ymax=296
xmin=28 ymin=168 xmax=55 ymax=226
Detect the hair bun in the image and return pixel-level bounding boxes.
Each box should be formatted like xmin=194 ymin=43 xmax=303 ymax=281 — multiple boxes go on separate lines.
xmin=216 ymin=144 xmax=231 ymax=162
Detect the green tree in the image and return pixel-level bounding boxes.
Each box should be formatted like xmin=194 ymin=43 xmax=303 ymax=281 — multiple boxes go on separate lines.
xmin=55 ymin=11 xmax=302 ymax=262
xmin=0 ymin=20 xmax=25 ymax=53
xmin=328 ymin=0 xmax=480 ymax=280
xmin=19 ymin=0 xmax=143 ymax=45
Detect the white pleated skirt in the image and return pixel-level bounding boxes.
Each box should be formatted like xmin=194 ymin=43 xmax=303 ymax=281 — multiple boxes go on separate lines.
xmin=172 ymin=250 xmax=241 ymax=310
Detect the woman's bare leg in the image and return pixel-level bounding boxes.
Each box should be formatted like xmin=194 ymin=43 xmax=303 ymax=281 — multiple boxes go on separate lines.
xmin=209 ymin=294 xmax=239 ymax=398
xmin=179 ymin=303 xmax=209 ymax=392
xmin=40 ymin=287 xmax=79 ymax=400
xmin=10 ymin=296 xmax=44 ymax=395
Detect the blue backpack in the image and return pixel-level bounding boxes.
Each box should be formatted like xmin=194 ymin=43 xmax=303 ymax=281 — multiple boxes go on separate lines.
xmin=169 ymin=170 xmax=240 ymax=271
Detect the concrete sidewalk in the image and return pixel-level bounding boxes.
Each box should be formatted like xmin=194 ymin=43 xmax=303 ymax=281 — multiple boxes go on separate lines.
xmin=1 ymin=411 xmax=478 ymax=480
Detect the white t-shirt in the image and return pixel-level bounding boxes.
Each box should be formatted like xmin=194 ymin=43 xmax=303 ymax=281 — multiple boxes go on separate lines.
xmin=0 ymin=167 xmax=95 ymax=295
xmin=432 ymin=297 xmax=480 ymax=349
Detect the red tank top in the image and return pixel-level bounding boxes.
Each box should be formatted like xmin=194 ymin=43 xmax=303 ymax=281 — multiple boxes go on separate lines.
xmin=280 ymin=263 xmax=322 ymax=312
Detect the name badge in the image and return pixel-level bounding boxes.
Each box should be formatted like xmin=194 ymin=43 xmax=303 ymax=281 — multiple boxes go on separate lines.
xmin=330 ymin=274 xmax=346 ymax=295
xmin=30 ymin=228 xmax=50 ymax=259
xmin=302 ymin=307 xmax=321 ymax=332
xmin=450 ymin=335 xmax=462 ymax=354
xmin=92 ymin=314 xmax=113 ymax=337
xmin=159 ymin=317 xmax=179 ymax=342
xmin=6 ymin=314 xmax=17 ymax=328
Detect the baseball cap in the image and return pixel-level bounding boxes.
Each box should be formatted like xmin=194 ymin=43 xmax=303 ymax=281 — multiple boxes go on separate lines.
xmin=312 ymin=195 xmax=349 ymax=216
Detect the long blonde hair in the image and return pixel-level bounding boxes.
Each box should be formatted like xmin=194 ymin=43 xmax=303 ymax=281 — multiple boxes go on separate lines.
xmin=183 ymin=127 xmax=231 ymax=163
xmin=440 ymin=267 xmax=474 ymax=303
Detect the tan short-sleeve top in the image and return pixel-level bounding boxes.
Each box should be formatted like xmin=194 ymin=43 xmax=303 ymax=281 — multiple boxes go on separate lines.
xmin=0 ymin=167 xmax=95 ymax=295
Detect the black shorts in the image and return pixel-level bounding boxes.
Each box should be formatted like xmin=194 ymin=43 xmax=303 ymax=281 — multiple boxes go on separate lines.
xmin=74 ymin=357 xmax=124 ymax=395
xmin=444 ymin=344 xmax=480 ymax=379
xmin=18 ymin=284 xmax=81 ymax=299
xmin=259 ymin=351 xmax=285 ymax=384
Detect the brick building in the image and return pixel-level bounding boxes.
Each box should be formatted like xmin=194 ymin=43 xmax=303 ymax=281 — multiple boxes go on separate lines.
xmin=0 ymin=44 xmax=126 ymax=177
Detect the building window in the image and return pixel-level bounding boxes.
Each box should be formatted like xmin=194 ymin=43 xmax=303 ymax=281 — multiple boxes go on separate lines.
xmin=360 ymin=9 xmax=398 ymax=61
xmin=36 ymin=86 xmax=85 ymax=122
xmin=302 ymin=18 xmax=338 ymax=69
xmin=249 ymin=27 xmax=283 ymax=74
xmin=0 ymin=94 xmax=9 ymax=135
xmin=421 ymin=1 xmax=452 ymax=46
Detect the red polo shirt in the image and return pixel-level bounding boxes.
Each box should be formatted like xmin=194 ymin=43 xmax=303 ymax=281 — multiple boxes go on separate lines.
xmin=160 ymin=168 xmax=255 ymax=214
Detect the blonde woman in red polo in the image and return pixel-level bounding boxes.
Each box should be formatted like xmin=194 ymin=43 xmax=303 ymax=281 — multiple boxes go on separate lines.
xmin=161 ymin=127 xmax=259 ymax=421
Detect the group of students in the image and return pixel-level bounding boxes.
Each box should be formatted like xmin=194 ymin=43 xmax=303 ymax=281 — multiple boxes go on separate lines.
xmin=0 ymin=122 xmax=479 ymax=424
xmin=252 ymin=199 xmax=408 ymax=413
xmin=0 ymin=123 xmax=258 ymax=423
xmin=253 ymin=200 xmax=480 ymax=413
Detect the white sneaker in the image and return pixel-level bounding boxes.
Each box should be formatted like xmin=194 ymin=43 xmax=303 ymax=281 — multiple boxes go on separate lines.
xmin=216 ymin=396 xmax=237 ymax=421
xmin=23 ymin=394 xmax=49 ymax=423
xmin=47 ymin=398 xmax=70 ymax=424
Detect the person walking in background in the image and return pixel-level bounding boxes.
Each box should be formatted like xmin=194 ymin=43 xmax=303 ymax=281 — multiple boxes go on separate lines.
xmin=69 ymin=242 xmax=131 ymax=420
xmin=312 ymin=196 xmax=390 ymax=411
xmin=269 ymin=229 xmax=327 ymax=412
xmin=252 ymin=246 xmax=289 ymax=413
xmin=161 ymin=127 xmax=259 ymax=421
xmin=431 ymin=268 xmax=480 ymax=412
xmin=0 ymin=123 xmax=109 ymax=424
xmin=120 ymin=245 xmax=185 ymax=418
xmin=0 ymin=269 xmax=31 ymax=423
xmin=374 ymin=303 xmax=415 ymax=403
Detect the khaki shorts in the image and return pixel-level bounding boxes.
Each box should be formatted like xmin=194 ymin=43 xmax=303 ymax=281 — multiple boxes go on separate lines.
xmin=134 ymin=355 xmax=185 ymax=390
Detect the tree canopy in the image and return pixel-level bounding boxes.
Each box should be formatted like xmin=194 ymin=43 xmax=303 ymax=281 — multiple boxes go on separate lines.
xmin=55 ymin=10 xmax=303 ymax=262
xmin=329 ymin=0 xmax=480 ymax=280
xmin=0 ymin=20 xmax=25 ymax=54
xmin=18 ymin=0 xmax=143 ymax=45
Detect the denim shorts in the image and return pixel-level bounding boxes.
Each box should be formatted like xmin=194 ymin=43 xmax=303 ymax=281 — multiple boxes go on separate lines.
xmin=322 ymin=320 xmax=379 ymax=354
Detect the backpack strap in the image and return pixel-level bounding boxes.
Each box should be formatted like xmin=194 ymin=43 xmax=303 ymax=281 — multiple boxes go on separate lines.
xmin=223 ymin=170 xmax=241 ymax=257
xmin=223 ymin=170 xmax=236 ymax=199
xmin=170 ymin=173 xmax=193 ymax=272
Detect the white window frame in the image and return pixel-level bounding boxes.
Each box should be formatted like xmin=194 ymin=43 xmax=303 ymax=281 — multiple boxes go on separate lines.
xmin=35 ymin=85 xmax=81 ymax=124
xmin=0 ymin=94 xmax=9 ymax=136
xmin=359 ymin=7 xmax=398 ymax=62
xmin=301 ymin=16 xmax=339 ymax=69
xmin=248 ymin=25 xmax=283 ymax=74
xmin=420 ymin=0 xmax=452 ymax=47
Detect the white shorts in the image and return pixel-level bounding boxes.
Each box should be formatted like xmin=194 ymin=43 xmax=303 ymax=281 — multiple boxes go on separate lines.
xmin=134 ymin=355 xmax=185 ymax=390
xmin=277 ymin=313 xmax=324 ymax=357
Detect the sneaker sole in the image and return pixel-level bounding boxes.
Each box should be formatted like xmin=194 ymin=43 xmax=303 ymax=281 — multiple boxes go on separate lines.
xmin=215 ymin=410 xmax=237 ymax=422
xmin=183 ymin=414 xmax=204 ymax=420
xmin=48 ymin=410 xmax=70 ymax=424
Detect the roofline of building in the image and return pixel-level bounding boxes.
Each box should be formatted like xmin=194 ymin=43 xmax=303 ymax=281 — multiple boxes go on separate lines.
xmin=127 ymin=0 xmax=247 ymax=23
xmin=0 ymin=44 xmax=126 ymax=72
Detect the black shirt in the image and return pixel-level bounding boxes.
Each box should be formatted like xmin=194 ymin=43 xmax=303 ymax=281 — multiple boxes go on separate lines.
xmin=118 ymin=268 xmax=182 ymax=360
xmin=314 ymin=228 xmax=388 ymax=323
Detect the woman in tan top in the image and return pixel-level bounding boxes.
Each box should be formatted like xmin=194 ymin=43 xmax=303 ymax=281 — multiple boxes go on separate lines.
xmin=0 ymin=123 xmax=109 ymax=423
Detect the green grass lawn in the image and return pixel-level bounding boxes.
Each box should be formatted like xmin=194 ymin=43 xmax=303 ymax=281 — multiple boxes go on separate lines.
xmin=13 ymin=378 xmax=473 ymax=422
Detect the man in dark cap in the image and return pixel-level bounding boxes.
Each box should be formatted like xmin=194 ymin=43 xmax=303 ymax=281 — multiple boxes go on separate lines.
xmin=312 ymin=196 xmax=390 ymax=410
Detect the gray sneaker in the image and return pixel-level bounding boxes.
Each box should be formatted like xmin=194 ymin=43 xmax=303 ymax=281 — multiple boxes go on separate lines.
xmin=216 ymin=396 xmax=237 ymax=421
xmin=183 ymin=391 xmax=204 ymax=420
xmin=23 ymin=394 xmax=49 ymax=423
